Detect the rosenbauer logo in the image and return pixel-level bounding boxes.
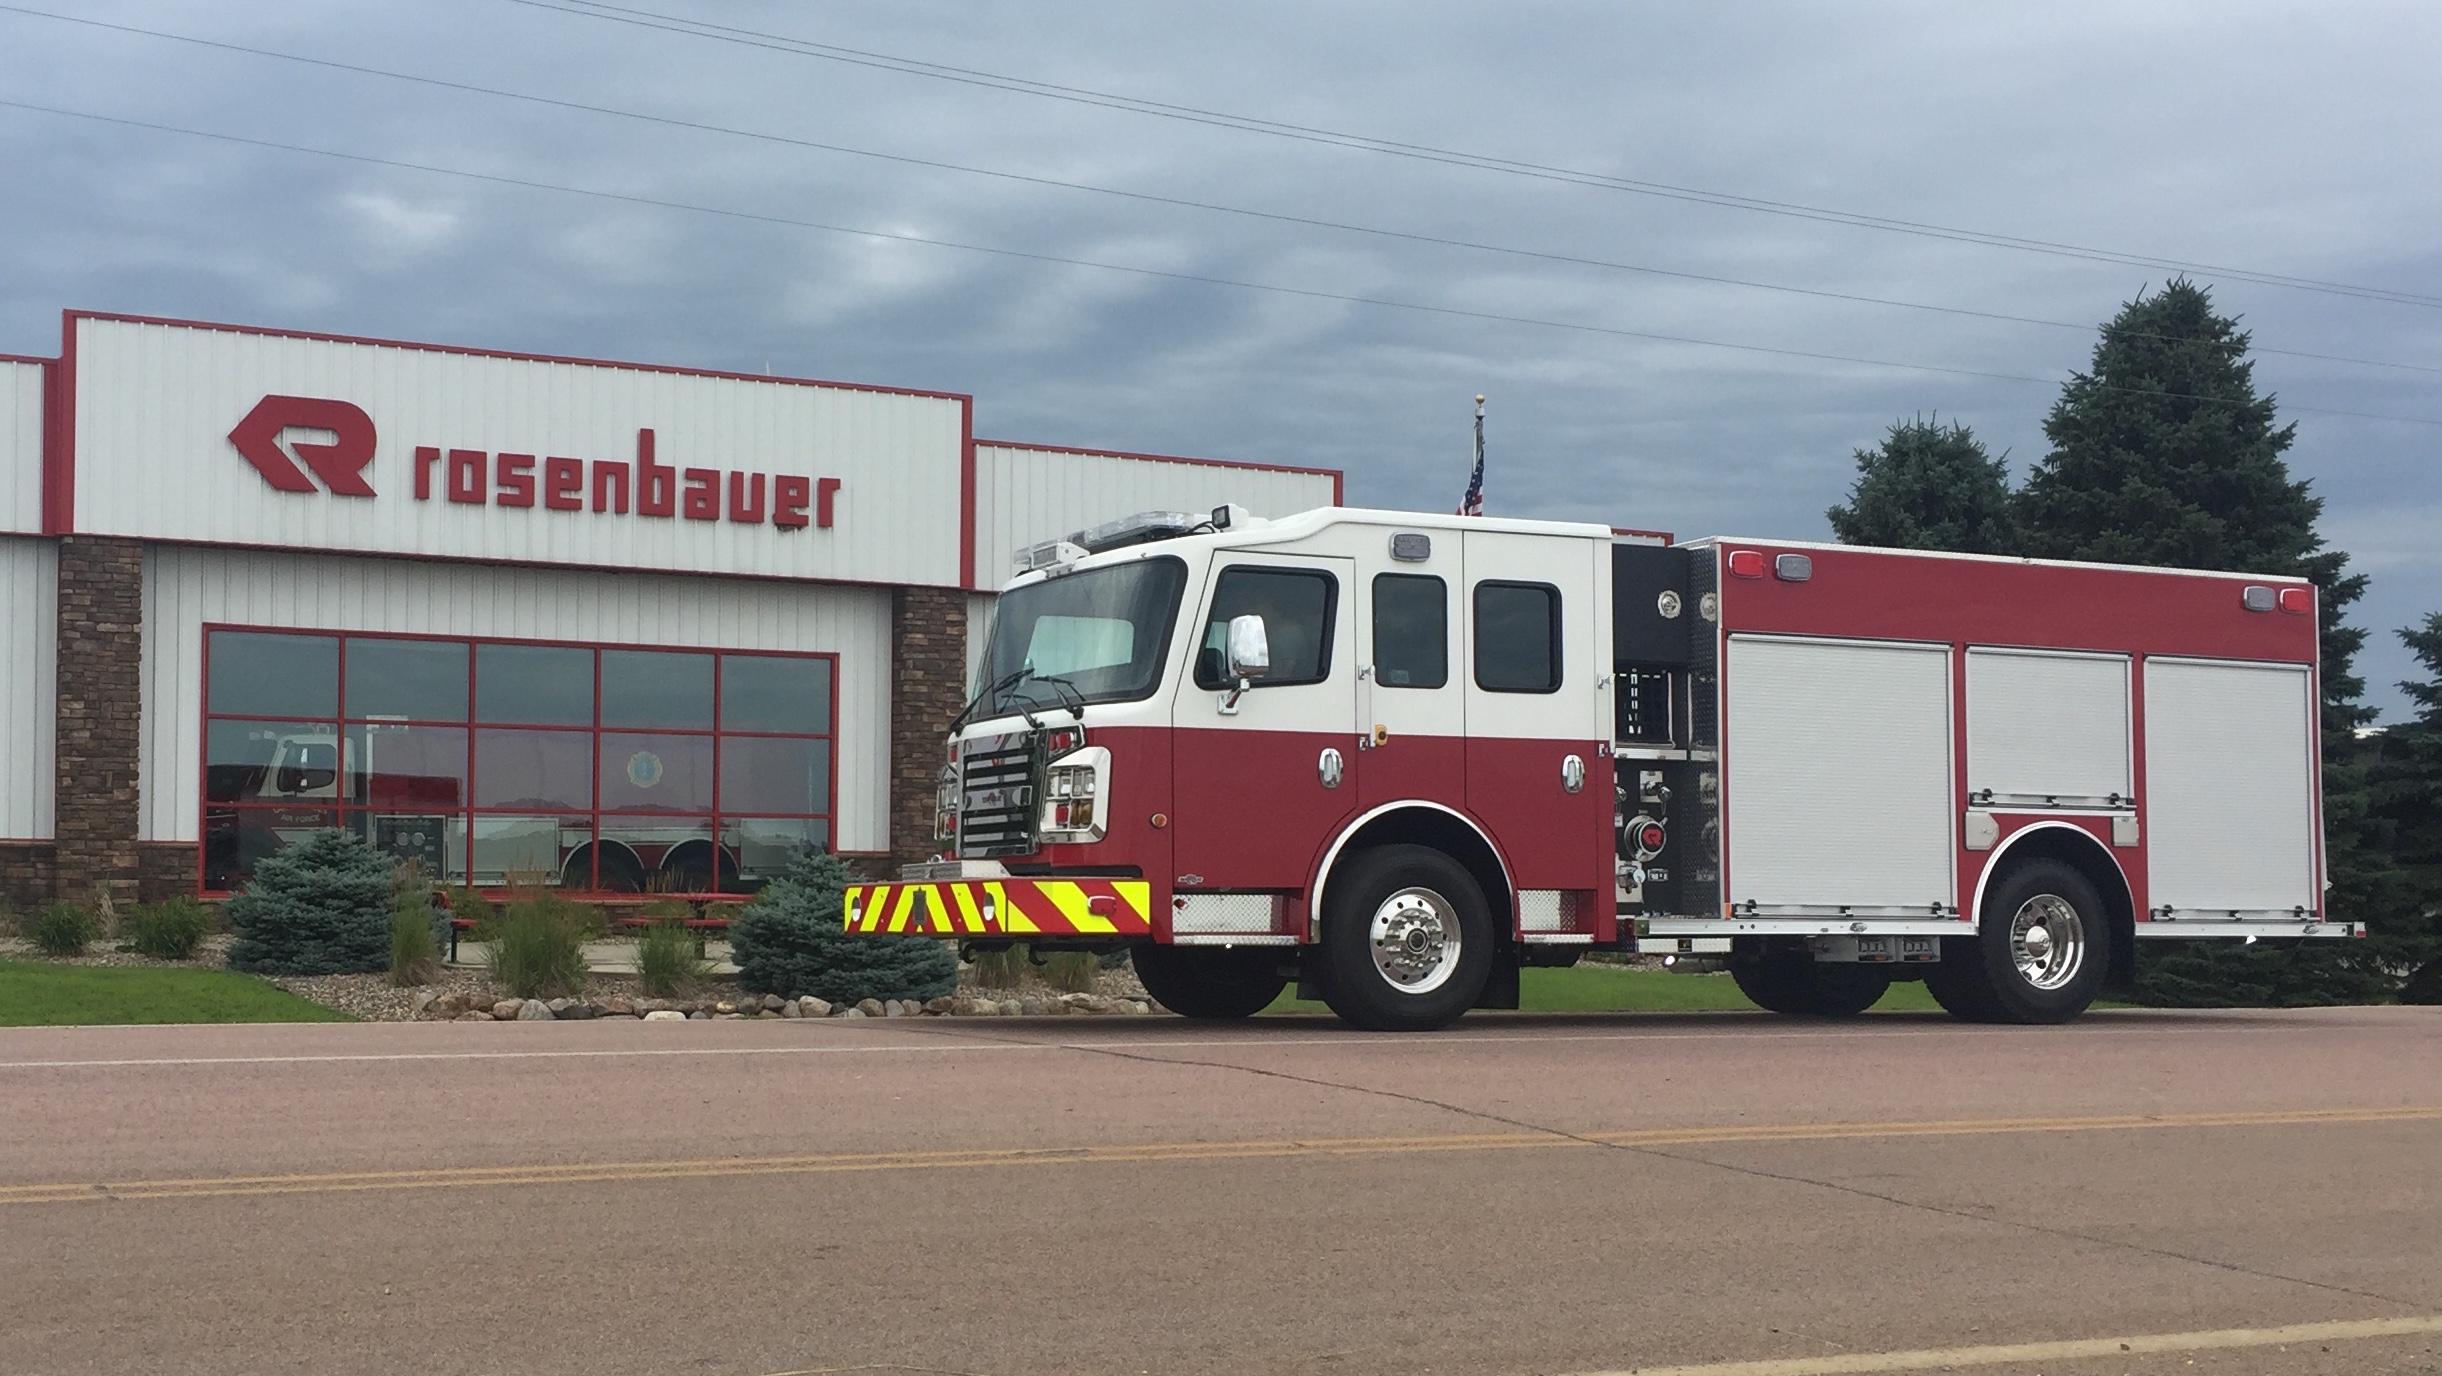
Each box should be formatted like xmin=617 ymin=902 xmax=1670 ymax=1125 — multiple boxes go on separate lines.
xmin=226 ymin=394 xmax=842 ymax=530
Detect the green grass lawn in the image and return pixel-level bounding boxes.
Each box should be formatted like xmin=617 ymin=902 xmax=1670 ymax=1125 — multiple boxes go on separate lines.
xmin=0 ymin=960 xmax=354 ymax=1027
xmin=1264 ymin=963 xmax=1946 ymax=1015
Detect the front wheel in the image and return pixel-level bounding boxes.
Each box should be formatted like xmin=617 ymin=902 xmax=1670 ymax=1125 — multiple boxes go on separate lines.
xmin=1318 ymin=845 xmax=1495 ymax=1032
xmin=1936 ymin=858 xmax=2112 ymax=1024
xmin=1731 ymin=955 xmax=1892 ymax=1016
xmin=1132 ymin=943 xmax=1288 ymax=1020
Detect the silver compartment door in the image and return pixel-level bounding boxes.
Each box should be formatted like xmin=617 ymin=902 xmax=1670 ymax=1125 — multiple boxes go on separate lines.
xmin=1724 ymin=635 xmax=1955 ymax=913
xmin=1965 ymin=648 xmax=2132 ymax=807
xmin=2142 ymin=657 xmax=2318 ymax=916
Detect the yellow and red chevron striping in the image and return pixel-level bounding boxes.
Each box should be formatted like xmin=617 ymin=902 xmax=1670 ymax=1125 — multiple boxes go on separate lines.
xmin=842 ymin=879 xmax=1155 ymax=937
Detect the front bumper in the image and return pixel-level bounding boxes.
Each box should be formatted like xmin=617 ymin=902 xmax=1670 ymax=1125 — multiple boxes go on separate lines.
xmin=844 ymin=877 xmax=1155 ymax=937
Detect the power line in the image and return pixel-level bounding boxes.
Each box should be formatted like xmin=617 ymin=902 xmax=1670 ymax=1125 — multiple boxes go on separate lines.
xmin=509 ymin=0 xmax=2442 ymax=312
xmin=5 ymin=3 xmax=2431 ymax=379
xmin=5 ymin=97 xmax=2434 ymax=432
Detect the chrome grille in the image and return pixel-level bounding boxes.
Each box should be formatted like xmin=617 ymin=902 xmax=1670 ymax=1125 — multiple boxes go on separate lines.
xmin=956 ymin=732 xmax=1039 ymax=858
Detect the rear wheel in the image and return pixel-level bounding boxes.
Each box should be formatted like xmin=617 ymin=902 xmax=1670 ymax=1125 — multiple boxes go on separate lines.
xmin=1318 ymin=845 xmax=1494 ymax=1032
xmin=1731 ymin=955 xmax=1891 ymax=1016
xmin=1132 ymin=943 xmax=1287 ymax=1020
xmin=1934 ymin=858 xmax=2111 ymax=1024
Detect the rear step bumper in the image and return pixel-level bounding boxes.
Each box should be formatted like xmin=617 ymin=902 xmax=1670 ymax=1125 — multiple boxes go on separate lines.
xmin=845 ymin=877 xmax=1156 ymax=938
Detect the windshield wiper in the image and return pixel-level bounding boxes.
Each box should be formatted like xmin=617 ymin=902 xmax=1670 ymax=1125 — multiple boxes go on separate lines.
xmin=1028 ymin=673 xmax=1088 ymax=720
xmin=948 ymin=668 xmax=1029 ymax=736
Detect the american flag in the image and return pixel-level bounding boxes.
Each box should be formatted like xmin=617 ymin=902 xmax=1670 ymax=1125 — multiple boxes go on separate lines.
xmin=1458 ymin=394 xmax=1485 ymax=517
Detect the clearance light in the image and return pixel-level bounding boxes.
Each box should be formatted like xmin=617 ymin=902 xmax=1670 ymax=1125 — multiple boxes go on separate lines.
xmin=1773 ymin=553 xmax=1813 ymax=582
xmin=1039 ymin=746 xmax=1111 ymax=845
xmin=1727 ymin=549 xmax=1766 ymax=579
xmin=2241 ymin=585 xmax=2277 ymax=612
xmin=2278 ymin=587 xmax=2313 ymax=615
xmin=1045 ymin=726 xmax=1086 ymax=755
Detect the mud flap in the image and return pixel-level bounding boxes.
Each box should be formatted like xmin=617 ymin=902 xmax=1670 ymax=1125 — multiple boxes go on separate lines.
xmin=1472 ymin=952 xmax=1521 ymax=1010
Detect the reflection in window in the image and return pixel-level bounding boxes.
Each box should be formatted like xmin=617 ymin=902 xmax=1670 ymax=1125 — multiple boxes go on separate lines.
xmin=1371 ymin=575 xmax=1448 ymax=689
xmin=601 ymin=650 xmax=714 ymax=729
xmin=1474 ymin=582 xmax=1562 ymax=692
xmin=346 ymin=638 xmax=469 ymax=721
xmin=720 ymin=736 xmax=830 ymax=815
xmin=345 ymin=724 xmax=467 ymax=809
xmin=209 ymin=632 xmax=338 ymax=718
xmin=722 ymin=655 xmax=831 ymax=734
xmin=473 ymin=729 xmax=593 ymax=811
xmin=1193 ymin=566 xmax=1337 ymax=689
xmin=476 ymin=644 xmax=594 ymax=725
xmin=597 ymin=733 xmax=715 ymax=813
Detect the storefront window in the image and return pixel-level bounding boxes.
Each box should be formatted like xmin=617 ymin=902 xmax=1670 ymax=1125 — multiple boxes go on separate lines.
xmin=200 ymin=628 xmax=835 ymax=895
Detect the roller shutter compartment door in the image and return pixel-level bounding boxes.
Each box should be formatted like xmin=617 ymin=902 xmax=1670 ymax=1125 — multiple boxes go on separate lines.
xmin=2143 ymin=658 xmax=2318 ymax=916
xmin=1965 ymin=649 xmax=2132 ymax=806
xmin=1724 ymin=636 xmax=1955 ymax=913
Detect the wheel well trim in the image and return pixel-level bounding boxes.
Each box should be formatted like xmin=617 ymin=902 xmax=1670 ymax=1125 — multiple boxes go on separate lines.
xmin=1970 ymin=820 xmax=2135 ymax=929
xmin=1309 ymin=800 xmax=1517 ymax=937
xmin=561 ymin=837 xmax=644 ymax=885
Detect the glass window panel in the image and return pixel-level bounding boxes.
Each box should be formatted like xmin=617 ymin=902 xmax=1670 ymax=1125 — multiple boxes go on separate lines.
xmin=720 ymin=737 xmax=830 ymax=815
xmin=207 ymin=720 xmax=340 ymax=804
xmin=476 ymin=643 xmax=594 ymax=725
xmin=721 ymin=818 xmax=828 ymax=892
xmin=1372 ymin=574 xmax=1448 ymax=689
xmin=470 ymin=815 xmax=583 ymax=887
xmin=721 ymin=655 xmax=832 ymax=734
xmin=600 ymin=650 xmax=714 ymax=729
xmin=345 ymin=638 xmax=470 ymax=722
xmin=597 ymin=732 xmax=715 ymax=813
xmin=473 ymin=728 xmax=593 ymax=810
xmin=345 ymin=724 xmax=467 ymax=811
xmin=202 ymin=807 xmax=343 ymax=892
xmin=208 ymin=632 xmax=337 ymax=718
xmin=1192 ymin=567 xmax=1337 ymax=689
xmin=598 ymin=818 xmax=722 ymax=893
xmin=1474 ymin=582 xmax=1562 ymax=693
xmin=351 ymin=810 xmax=467 ymax=885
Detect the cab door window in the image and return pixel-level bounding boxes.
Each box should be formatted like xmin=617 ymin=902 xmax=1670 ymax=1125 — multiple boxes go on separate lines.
xmin=1372 ymin=574 xmax=1447 ymax=688
xmin=1193 ymin=566 xmax=1338 ymax=689
xmin=1474 ymin=580 xmax=1562 ymax=693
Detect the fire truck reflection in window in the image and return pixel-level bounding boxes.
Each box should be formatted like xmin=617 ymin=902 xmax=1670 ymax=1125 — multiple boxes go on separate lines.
xmin=1474 ymin=581 xmax=1563 ymax=693
xmin=983 ymin=558 xmax=1187 ymax=713
xmin=1194 ymin=567 xmax=1338 ymax=689
xmin=1371 ymin=574 xmax=1448 ymax=688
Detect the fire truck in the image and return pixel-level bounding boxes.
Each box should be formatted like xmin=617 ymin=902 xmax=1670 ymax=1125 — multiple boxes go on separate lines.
xmin=845 ymin=505 xmax=2350 ymax=1031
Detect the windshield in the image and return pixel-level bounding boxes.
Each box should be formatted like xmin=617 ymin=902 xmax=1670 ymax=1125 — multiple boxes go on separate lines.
xmin=983 ymin=557 xmax=1187 ymax=713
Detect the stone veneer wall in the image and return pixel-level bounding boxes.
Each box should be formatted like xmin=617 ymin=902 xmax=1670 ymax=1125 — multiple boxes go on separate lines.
xmin=53 ymin=536 xmax=145 ymax=908
xmin=888 ymin=586 xmax=968 ymax=876
xmin=138 ymin=842 xmax=199 ymax=903
xmin=0 ymin=841 xmax=56 ymax=912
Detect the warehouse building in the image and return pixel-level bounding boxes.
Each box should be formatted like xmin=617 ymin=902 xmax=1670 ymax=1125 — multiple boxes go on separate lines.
xmin=0 ymin=311 xmax=1338 ymax=906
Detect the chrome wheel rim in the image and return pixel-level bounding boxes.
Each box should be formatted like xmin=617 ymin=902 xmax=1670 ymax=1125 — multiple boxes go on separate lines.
xmin=2009 ymin=894 xmax=2085 ymax=991
xmin=1368 ymin=886 xmax=1462 ymax=994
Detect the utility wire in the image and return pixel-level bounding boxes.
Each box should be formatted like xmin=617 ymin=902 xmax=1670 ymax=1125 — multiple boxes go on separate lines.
xmin=510 ymin=0 xmax=2442 ymax=311
xmin=4 ymin=3 xmax=2430 ymax=378
xmin=4 ymin=97 xmax=2433 ymax=432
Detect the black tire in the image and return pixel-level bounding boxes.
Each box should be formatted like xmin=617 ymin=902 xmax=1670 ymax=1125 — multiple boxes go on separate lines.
xmin=1730 ymin=955 xmax=1892 ymax=1016
xmin=1132 ymin=943 xmax=1288 ymax=1020
xmin=1317 ymin=845 xmax=1495 ymax=1032
xmin=1936 ymin=858 xmax=2112 ymax=1024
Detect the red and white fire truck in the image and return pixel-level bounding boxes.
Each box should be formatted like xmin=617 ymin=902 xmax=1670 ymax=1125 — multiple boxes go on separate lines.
xmin=844 ymin=504 xmax=2350 ymax=1030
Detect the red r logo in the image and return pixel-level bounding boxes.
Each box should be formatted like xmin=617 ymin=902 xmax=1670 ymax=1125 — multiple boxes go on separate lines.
xmin=228 ymin=395 xmax=380 ymax=497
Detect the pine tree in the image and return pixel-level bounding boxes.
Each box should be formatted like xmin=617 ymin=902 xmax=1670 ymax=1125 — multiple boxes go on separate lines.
xmin=728 ymin=850 xmax=959 ymax=1003
xmin=2379 ymin=615 xmax=2442 ymax=1002
xmin=1827 ymin=417 xmax=2017 ymax=553
xmin=224 ymin=829 xmax=396 ymax=975
xmin=2018 ymin=280 xmax=2388 ymax=1004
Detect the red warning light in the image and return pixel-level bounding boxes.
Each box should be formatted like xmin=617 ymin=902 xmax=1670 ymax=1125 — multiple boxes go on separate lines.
xmin=1727 ymin=549 xmax=1766 ymax=579
xmin=2277 ymin=587 xmax=2312 ymax=615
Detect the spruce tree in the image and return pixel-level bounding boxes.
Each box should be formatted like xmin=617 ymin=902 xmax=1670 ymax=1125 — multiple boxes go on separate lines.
xmin=728 ymin=850 xmax=959 ymax=1003
xmin=2378 ymin=615 xmax=2442 ymax=1002
xmin=1827 ymin=417 xmax=2016 ymax=553
xmin=224 ymin=829 xmax=396 ymax=975
xmin=2019 ymin=280 xmax=2386 ymax=1004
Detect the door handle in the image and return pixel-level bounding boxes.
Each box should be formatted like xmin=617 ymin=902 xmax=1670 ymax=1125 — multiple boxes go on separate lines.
xmin=1319 ymin=747 xmax=1344 ymax=789
xmin=1562 ymin=754 xmax=1586 ymax=794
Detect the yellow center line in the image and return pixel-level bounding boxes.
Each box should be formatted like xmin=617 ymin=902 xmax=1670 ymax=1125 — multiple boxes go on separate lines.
xmin=1565 ymin=1313 xmax=2442 ymax=1376
xmin=3 ymin=1104 xmax=2434 ymax=1207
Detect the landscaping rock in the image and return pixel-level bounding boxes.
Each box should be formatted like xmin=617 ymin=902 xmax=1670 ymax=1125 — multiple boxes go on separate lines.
xmin=492 ymin=999 xmax=525 ymax=1020
xmin=856 ymin=998 xmax=885 ymax=1017
xmin=642 ymin=1009 xmax=686 ymax=1022
xmin=1019 ymin=997 xmax=1049 ymax=1016
xmin=714 ymin=1001 xmax=737 ymax=1015
xmin=1129 ymin=1001 xmax=1151 ymax=1015
xmin=516 ymin=999 xmax=553 ymax=1021
xmin=410 ymin=989 xmax=441 ymax=1017
xmin=999 ymin=1000 xmax=1023 ymax=1017
xmin=924 ymin=996 xmax=954 ymax=1015
xmin=602 ymin=997 xmax=635 ymax=1016
xmin=546 ymin=998 xmax=575 ymax=1017
xmin=558 ymin=1001 xmax=597 ymax=1020
xmin=456 ymin=1010 xmax=492 ymax=1021
xmin=760 ymin=993 xmax=784 ymax=1012
xmin=775 ymin=999 xmax=799 ymax=1018
xmin=837 ymin=1006 xmax=867 ymax=1018
xmin=798 ymin=997 xmax=831 ymax=1018
xmin=688 ymin=1010 xmax=711 ymax=1020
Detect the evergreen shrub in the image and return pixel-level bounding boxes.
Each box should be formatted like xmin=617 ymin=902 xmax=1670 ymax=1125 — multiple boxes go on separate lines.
xmin=730 ymin=850 xmax=957 ymax=1003
xmin=26 ymin=902 xmax=100 ymax=957
xmin=121 ymin=897 xmax=216 ymax=960
xmin=225 ymin=830 xmax=395 ymax=975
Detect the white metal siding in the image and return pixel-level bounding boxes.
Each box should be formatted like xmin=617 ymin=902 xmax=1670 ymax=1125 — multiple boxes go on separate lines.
xmin=1725 ymin=636 xmax=1956 ymax=911
xmin=0 ymin=536 xmax=56 ymax=837
xmin=1965 ymin=649 xmax=2132 ymax=805
xmin=140 ymin=546 xmax=893 ymax=852
xmin=1 ymin=360 xmax=42 ymax=535
xmin=965 ymin=591 xmax=996 ymax=692
xmin=2142 ymin=657 xmax=2318 ymax=915
xmin=74 ymin=318 xmax=966 ymax=586
xmin=971 ymin=442 xmax=1335 ymax=587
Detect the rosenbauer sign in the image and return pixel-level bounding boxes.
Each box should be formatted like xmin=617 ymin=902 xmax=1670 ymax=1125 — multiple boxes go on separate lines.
xmin=64 ymin=313 xmax=968 ymax=587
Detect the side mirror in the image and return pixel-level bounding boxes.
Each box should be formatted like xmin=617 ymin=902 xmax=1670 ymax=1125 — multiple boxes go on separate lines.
xmin=1218 ymin=614 xmax=1270 ymax=715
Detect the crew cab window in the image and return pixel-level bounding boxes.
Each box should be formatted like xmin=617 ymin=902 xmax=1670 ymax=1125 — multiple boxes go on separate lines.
xmin=1372 ymin=574 xmax=1447 ymax=688
xmin=1194 ymin=566 xmax=1337 ymax=689
xmin=1474 ymin=581 xmax=1562 ymax=692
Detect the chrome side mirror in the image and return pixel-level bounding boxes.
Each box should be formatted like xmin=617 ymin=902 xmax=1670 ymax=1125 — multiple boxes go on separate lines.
xmin=1218 ymin=613 xmax=1270 ymax=715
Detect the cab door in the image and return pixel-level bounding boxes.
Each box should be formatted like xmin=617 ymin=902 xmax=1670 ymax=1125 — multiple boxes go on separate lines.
xmin=1168 ymin=554 xmax=1360 ymax=892
xmin=1354 ymin=530 xmax=1464 ymax=811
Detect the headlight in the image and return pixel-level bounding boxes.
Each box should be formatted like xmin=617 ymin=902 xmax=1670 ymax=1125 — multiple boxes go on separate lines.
xmin=1038 ymin=746 xmax=1111 ymax=844
xmin=935 ymin=764 xmax=959 ymax=841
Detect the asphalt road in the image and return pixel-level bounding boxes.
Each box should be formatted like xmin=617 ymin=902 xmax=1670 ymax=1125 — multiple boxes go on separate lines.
xmin=3 ymin=1005 xmax=2439 ymax=1376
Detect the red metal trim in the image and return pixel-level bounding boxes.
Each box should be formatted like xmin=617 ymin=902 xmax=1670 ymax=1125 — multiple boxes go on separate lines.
xmin=42 ymin=321 xmax=73 ymax=533
xmin=64 ymin=310 xmax=972 ymax=404
xmin=975 ymin=437 xmax=1343 ymax=484
xmin=959 ymin=397 xmax=977 ymax=590
xmin=1950 ymin=642 xmax=1972 ymax=918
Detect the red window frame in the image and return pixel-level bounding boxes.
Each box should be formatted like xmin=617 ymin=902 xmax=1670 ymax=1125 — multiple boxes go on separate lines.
xmin=197 ymin=625 xmax=838 ymax=899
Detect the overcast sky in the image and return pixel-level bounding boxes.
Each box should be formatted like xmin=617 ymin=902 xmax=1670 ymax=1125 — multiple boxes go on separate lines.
xmin=3 ymin=1 xmax=2435 ymax=715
